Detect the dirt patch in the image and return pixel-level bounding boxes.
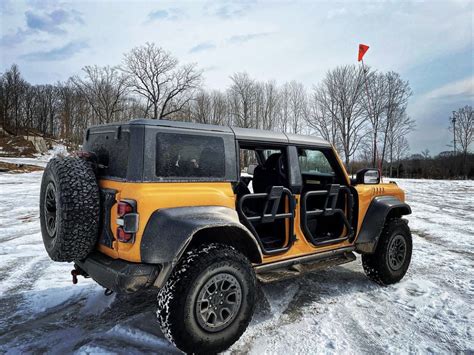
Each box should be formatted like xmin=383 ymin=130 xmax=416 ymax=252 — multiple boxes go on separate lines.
xmin=0 ymin=161 xmax=44 ymax=173
xmin=0 ymin=136 xmax=37 ymax=157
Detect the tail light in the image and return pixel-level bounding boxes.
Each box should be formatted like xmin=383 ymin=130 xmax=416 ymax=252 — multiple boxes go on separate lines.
xmin=116 ymin=199 xmax=139 ymax=243
xmin=117 ymin=201 xmax=134 ymax=217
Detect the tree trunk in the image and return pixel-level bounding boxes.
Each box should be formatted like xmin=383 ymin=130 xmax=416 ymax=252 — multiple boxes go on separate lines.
xmin=154 ymin=104 xmax=159 ymax=119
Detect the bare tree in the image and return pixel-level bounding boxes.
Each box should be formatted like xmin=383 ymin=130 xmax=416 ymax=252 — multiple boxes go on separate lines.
xmin=307 ymin=86 xmax=340 ymax=149
xmin=22 ymin=85 xmax=37 ymax=136
xmin=228 ymin=72 xmax=256 ymax=128
xmin=386 ymin=108 xmax=415 ymax=176
xmin=122 ymin=43 xmax=202 ymax=119
xmin=315 ymin=65 xmax=367 ymax=167
xmin=452 ymin=105 xmax=473 ymax=178
xmin=1 ymin=64 xmax=28 ymax=134
xmin=286 ymin=81 xmax=307 ymax=134
xmin=278 ymin=83 xmax=291 ymax=132
xmin=421 ymin=148 xmax=430 ymax=159
xmin=57 ymin=80 xmax=83 ymax=141
xmin=37 ymin=85 xmax=59 ymax=136
xmin=210 ymin=90 xmax=228 ymax=126
xmin=393 ymin=136 xmax=409 ymax=177
xmin=261 ymin=81 xmax=280 ymax=130
xmin=72 ymin=65 xmax=128 ymax=124
xmin=191 ymin=90 xmax=226 ymax=125
xmin=380 ymin=71 xmax=412 ymax=171
xmin=361 ymin=70 xmax=388 ymax=167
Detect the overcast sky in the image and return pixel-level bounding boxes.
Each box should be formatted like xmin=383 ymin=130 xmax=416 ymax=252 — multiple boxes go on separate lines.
xmin=1 ymin=0 xmax=473 ymax=155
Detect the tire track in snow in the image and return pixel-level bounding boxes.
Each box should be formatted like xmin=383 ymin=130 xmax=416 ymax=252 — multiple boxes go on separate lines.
xmin=0 ymin=255 xmax=49 ymax=296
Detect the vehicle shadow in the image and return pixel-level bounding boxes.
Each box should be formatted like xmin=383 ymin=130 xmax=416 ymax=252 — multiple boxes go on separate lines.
xmin=0 ymin=263 xmax=376 ymax=354
xmin=252 ymin=262 xmax=376 ymax=324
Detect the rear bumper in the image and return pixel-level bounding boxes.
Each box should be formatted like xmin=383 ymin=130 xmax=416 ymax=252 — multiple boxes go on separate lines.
xmin=75 ymin=252 xmax=160 ymax=293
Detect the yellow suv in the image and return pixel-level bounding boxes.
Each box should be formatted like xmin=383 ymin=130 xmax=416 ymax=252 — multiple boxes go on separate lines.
xmin=40 ymin=119 xmax=412 ymax=353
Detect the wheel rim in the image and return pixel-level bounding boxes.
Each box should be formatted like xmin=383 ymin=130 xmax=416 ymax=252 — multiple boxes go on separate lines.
xmin=195 ymin=273 xmax=242 ymax=333
xmin=388 ymin=234 xmax=407 ymax=271
xmin=44 ymin=182 xmax=57 ymax=238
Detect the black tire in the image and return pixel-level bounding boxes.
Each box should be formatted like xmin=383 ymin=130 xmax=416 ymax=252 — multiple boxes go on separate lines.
xmin=362 ymin=218 xmax=412 ymax=285
xmin=39 ymin=156 xmax=100 ymax=262
xmin=157 ymin=243 xmax=256 ymax=354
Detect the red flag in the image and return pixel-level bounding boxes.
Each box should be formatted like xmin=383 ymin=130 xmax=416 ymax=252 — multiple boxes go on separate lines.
xmin=358 ymin=44 xmax=369 ymax=61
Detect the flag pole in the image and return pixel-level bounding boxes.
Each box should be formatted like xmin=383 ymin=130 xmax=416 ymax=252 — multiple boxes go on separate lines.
xmin=360 ymin=58 xmax=376 ymax=167
xmin=358 ymin=45 xmax=382 ymax=181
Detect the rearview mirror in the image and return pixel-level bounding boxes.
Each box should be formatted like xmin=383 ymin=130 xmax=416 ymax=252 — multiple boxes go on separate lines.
xmin=355 ymin=168 xmax=380 ymax=185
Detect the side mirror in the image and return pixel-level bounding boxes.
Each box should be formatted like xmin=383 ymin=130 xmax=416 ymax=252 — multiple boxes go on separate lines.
xmin=355 ymin=168 xmax=380 ymax=185
xmin=247 ymin=164 xmax=257 ymax=176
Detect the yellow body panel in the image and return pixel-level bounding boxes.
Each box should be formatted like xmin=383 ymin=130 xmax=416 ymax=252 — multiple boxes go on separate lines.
xmin=97 ymin=180 xmax=236 ymax=262
xmin=97 ymin=174 xmax=405 ymax=265
xmin=354 ymin=182 xmax=405 ymax=234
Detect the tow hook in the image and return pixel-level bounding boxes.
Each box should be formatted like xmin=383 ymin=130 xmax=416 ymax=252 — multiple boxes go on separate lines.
xmin=71 ymin=269 xmax=80 ymax=284
xmin=104 ymin=288 xmax=114 ymax=296
xmin=71 ymin=267 xmax=88 ymax=284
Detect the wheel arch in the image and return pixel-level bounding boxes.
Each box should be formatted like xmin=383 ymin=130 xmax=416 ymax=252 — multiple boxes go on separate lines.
xmin=140 ymin=206 xmax=262 ymax=288
xmin=188 ymin=226 xmax=262 ymax=264
xmin=355 ymin=196 xmax=411 ymax=254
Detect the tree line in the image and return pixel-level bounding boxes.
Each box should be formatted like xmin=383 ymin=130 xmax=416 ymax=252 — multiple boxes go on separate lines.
xmin=1 ymin=42 xmax=472 ymax=177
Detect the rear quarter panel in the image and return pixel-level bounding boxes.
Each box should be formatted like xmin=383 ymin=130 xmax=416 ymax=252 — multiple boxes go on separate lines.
xmin=97 ymin=180 xmax=235 ymax=262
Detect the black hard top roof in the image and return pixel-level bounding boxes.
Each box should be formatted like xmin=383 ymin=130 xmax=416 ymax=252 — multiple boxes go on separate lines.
xmin=122 ymin=118 xmax=330 ymax=147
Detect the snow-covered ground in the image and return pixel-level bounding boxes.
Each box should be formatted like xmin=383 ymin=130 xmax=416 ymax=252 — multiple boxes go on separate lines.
xmin=0 ymin=162 xmax=472 ymax=353
xmin=0 ymin=144 xmax=67 ymax=168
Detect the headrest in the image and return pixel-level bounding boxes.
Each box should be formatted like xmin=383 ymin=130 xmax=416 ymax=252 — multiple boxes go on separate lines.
xmin=264 ymin=153 xmax=282 ymax=170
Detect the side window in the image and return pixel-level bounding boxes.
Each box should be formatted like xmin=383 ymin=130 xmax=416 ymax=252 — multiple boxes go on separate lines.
xmin=298 ymin=149 xmax=334 ymax=175
xmin=156 ymin=132 xmax=225 ymax=179
xmin=87 ymin=131 xmax=130 ymax=179
xmin=239 ymin=149 xmax=258 ymax=174
xmin=262 ymin=149 xmax=281 ymax=161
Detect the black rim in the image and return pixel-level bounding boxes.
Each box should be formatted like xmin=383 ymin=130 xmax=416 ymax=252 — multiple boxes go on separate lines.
xmin=44 ymin=182 xmax=57 ymax=238
xmin=195 ymin=273 xmax=242 ymax=332
xmin=388 ymin=234 xmax=407 ymax=271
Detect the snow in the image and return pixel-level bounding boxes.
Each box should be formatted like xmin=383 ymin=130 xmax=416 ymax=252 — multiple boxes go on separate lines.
xmin=0 ymin=144 xmax=68 ymax=168
xmin=0 ymin=163 xmax=472 ymax=353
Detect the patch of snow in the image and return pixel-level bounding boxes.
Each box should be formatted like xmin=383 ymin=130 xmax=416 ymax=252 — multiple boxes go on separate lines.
xmin=0 ymin=143 xmax=68 ymax=168
xmin=0 ymin=172 xmax=472 ymax=353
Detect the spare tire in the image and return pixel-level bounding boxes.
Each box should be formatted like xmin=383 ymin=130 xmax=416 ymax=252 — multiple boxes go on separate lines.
xmin=40 ymin=156 xmax=100 ymax=262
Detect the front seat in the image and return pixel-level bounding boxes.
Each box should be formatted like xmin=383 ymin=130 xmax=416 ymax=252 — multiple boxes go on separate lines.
xmin=253 ymin=153 xmax=286 ymax=193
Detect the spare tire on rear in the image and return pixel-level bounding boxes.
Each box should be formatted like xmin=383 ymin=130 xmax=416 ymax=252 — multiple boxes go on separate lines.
xmin=40 ymin=156 xmax=100 ymax=262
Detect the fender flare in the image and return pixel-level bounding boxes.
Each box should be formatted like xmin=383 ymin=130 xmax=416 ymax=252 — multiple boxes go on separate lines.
xmin=355 ymin=196 xmax=411 ymax=254
xmin=140 ymin=206 xmax=263 ymax=287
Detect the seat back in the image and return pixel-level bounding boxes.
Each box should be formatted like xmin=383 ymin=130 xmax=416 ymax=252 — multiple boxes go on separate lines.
xmin=253 ymin=153 xmax=285 ymax=193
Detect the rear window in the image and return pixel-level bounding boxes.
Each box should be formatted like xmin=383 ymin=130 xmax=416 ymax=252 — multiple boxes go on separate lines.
xmin=156 ymin=132 xmax=225 ymax=179
xmin=86 ymin=131 xmax=130 ymax=179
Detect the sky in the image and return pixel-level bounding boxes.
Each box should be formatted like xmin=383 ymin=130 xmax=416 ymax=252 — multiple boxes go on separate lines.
xmin=1 ymin=0 xmax=473 ymax=155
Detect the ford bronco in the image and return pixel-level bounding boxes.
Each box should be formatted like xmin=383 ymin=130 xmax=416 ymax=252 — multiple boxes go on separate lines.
xmin=40 ymin=119 xmax=412 ymax=353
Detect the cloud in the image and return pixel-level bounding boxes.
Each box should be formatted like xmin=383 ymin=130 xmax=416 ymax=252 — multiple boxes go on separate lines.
xmin=189 ymin=42 xmax=216 ymax=53
xmin=227 ymin=32 xmax=272 ymax=44
xmin=147 ymin=8 xmax=183 ymax=22
xmin=148 ymin=10 xmax=169 ymax=20
xmin=407 ymin=76 xmax=473 ymax=154
xmin=0 ymin=0 xmax=14 ymax=15
xmin=0 ymin=28 xmax=34 ymax=47
xmin=206 ymin=0 xmax=256 ymax=19
xmin=1 ymin=8 xmax=84 ymax=47
xmin=20 ymin=41 xmax=88 ymax=61
xmin=25 ymin=9 xmax=84 ymax=34
xmin=424 ymin=76 xmax=474 ymax=102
